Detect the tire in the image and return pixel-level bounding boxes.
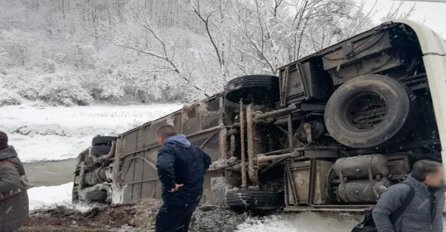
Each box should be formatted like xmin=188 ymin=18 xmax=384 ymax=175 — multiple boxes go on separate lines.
xmin=84 ymin=189 xmax=108 ymax=203
xmin=324 ymin=74 xmax=417 ymax=148
xmin=225 ymin=190 xmax=284 ymax=211
xmin=225 ymin=75 xmax=280 ymax=105
xmin=92 ymin=136 xmax=117 ymax=146
xmin=77 ymin=149 xmax=89 ymax=162
xmin=91 ymin=145 xmax=112 ymax=157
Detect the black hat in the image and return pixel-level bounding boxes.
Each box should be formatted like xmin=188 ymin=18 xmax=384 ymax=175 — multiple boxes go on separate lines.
xmin=0 ymin=131 xmax=8 ymax=150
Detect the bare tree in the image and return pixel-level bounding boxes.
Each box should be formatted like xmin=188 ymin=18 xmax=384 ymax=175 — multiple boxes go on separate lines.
xmin=189 ymin=0 xmax=229 ymax=80
xmin=380 ymin=0 xmax=415 ymax=22
xmin=100 ymin=0 xmax=414 ymax=99
xmin=229 ymin=0 xmax=359 ymax=74
xmin=227 ymin=0 xmax=413 ymax=75
xmin=103 ymin=5 xmax=211 ymax=97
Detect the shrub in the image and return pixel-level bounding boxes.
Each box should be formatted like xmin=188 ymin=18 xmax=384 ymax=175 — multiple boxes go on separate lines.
xmin=0 ymin=88 xmax=22 ymax=106
xmin=37 ymin=73 xmax=93 ymax=106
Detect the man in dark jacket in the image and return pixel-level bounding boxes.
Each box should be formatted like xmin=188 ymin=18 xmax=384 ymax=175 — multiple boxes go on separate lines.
xmin=155 ymin=125 xmax=211 ymax=232
xmin=0 ymin=131 xmax=29 ymax=232
xmin=373 ymin=159 xmax=445 ymax=232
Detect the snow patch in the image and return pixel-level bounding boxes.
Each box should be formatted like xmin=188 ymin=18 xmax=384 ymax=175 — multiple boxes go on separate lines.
xmin=28 ymin=182 xmax=73 ymax=211
xmin=237 ymin=213 xmax=360 ymax=232
xmin=28 ymin=182 xmax=92 ymax=213
xmin=0 ymin=104 xmax=181 ymax=162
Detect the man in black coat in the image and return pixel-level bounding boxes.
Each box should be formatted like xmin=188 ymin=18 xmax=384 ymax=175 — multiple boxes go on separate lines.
xmin=0 ymin=131 xmax=29 ymax=232
xmin=155 ymin=125 xmax=211 ymax=232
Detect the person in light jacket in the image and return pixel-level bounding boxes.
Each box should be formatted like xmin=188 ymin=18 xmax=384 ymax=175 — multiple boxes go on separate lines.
xmin=373 ymin=159 xmax=445 ymax=232
xmin=0 ymin=131 xmax=29 ymax=232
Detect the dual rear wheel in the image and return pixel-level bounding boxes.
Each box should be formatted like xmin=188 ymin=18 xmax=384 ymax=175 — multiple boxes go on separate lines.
xmin=324 ymin=74 xmax=417 ymax=148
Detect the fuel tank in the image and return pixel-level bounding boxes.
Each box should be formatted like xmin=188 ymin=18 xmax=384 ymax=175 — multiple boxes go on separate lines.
xmin=333 ymin=154 xmax=389 ymax=179
xmin=337 ymin=178 xmax=391 ymax=203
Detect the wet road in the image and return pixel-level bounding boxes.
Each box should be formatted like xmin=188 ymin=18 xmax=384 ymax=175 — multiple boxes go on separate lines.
xmin=23 ymin=158 xmax=77 ymax=187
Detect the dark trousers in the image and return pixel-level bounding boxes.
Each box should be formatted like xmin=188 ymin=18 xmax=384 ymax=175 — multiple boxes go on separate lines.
xmin=155 ymin=202 xmax=198 ymax=232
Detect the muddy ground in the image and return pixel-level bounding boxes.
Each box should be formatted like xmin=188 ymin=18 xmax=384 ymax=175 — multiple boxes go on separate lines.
xmin=21 ymin=159 xmax=250 ymax=232
xmin=20 ymin=199 xmax=249 ymax=232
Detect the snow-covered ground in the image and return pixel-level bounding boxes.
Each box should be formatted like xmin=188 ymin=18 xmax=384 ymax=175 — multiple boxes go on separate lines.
xmin=0 ymin=104 xmax=181 ymax=162
xmin=28 ymin=182 xmax=92 ymax=213
xmin=28 ymin=182 xmax=74 ymax=210
xmin=237 ymin=213 xmax=360 ymax=232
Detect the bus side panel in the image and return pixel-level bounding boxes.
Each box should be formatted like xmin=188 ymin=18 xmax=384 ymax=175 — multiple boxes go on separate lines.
xmin=117 ymin=96 xmax=226 ymax=204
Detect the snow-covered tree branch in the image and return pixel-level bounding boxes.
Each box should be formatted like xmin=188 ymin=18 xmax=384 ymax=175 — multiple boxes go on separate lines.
xmin=0 ymin=0 xmax=414 ymax=106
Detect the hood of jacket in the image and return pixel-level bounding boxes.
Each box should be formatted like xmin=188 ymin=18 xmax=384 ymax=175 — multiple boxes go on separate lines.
xmin=404 ymin=174 xmax=446 ymax=195
xmin=405 ymin=174 xmax=428 ymax=189
xmin=0 ymin=146 xmax=18 ymax=160
xmin=164 ymin=134 xmax=191 ymax=148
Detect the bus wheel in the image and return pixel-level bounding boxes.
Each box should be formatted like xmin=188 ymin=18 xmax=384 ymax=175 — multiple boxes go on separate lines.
xmin=324 ymin=74 xmax=417 ymax=148
xmin=225 ymin=75 xmax=280 ymax=105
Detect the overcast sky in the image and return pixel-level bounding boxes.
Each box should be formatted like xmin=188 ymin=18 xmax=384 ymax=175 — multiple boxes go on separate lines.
xmin=359 ymin=0 xmax=446 ymax=38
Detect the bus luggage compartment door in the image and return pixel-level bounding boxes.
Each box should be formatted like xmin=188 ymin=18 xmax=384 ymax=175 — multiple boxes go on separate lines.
xmin=286 ymin=159 xmax=333 ymax=206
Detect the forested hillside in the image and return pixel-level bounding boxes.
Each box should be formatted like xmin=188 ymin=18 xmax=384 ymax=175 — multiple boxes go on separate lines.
xmin=0 ymin=0 xmax=408 ymax=106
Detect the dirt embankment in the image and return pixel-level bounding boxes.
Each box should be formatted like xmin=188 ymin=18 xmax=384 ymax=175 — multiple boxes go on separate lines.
xmin=20 ymin=199 xmax=249 ymax=232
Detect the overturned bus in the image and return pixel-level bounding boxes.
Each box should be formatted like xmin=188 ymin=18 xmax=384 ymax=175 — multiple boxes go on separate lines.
xmin=72 ymin=20 xmax=446 ymax=212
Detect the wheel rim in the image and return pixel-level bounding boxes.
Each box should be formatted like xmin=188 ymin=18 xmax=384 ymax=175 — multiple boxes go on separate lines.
xmin=342 ymin=91 xmax=388 ymax=132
